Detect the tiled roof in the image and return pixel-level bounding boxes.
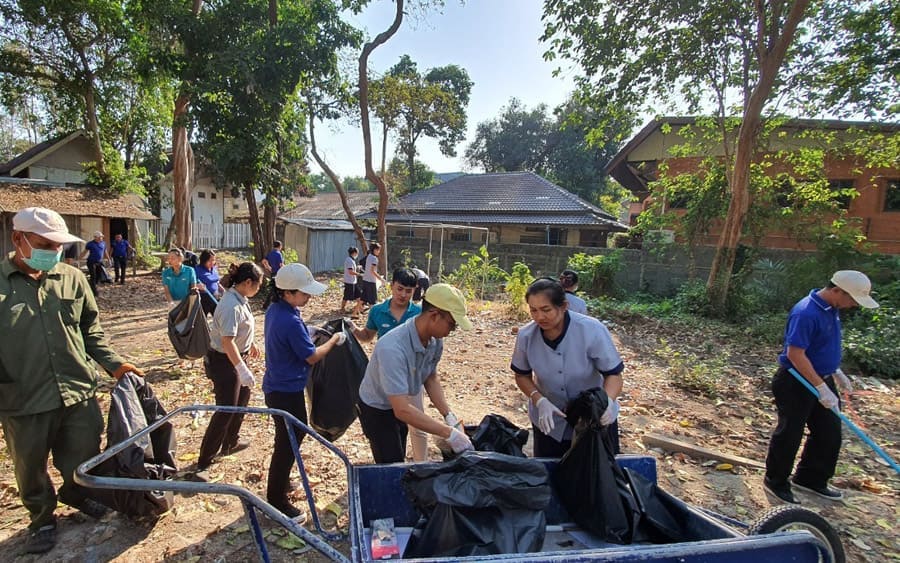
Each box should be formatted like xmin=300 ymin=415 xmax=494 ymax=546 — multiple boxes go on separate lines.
xmin=280 ymin=191 xmax=379 ymax=221
xmin=392 ymin=171 xmax=618 ymax=219
xmin=0 ymin=181 xmax=156 ymax=220
xmin=357 ymin=172 xmax=627 ymax=230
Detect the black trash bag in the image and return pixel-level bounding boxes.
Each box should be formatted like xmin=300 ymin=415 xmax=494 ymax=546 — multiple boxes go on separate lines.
xmin=623 ymin=467 xmax=686 ymax=543
xmin=167 ymin=292 xmax=211 ymax=360
xmin=402 ymin=451 xmax=550 ymax=558
xmin=467 ymin=414 xmax=529 ymax=457
xmin=554 ymin=387 xmax=639 ymax=544
xmin=307 ymin=319 xmax=368 ymax=442
xmin=93 ymin=373 xmax=177 ymax=517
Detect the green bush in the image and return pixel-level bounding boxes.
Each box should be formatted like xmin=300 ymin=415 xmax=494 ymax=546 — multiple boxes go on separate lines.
xmin=445 ymin=245 xmax=508 ymax=300
xmin=567 ymin=250 xmax=624 ymax=296
xmin=505 ymin=262 xmax=534 ymax=320
xmin=843 ymin=278 xmax=900 ymax=379
xmin=674 ymin=279 xmax=758 ymax=321
xmin=658 ymin=339 xmax=726 ymax=398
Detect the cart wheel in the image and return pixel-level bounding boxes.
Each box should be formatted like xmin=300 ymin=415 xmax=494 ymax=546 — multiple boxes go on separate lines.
xmin=748 ymin=505 xmax=845 ymax=563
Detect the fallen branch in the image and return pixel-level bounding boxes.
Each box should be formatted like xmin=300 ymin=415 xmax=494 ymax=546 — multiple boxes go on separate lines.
xmin=642 ymin=432 xmax=766 ymax=470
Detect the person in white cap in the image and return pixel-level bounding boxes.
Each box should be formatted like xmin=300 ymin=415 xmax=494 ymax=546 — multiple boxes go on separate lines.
xmin=357 ymin=283 xmax=475 ymax=464
xmin=79 ymin=230 xmax=111 ymax=295
xmin=0 ymin=207 xmax=143 ymax=554
xmin=765 ymin=270 xmax=879 ymax=505
xmin=262 ymin=263 xmax=346 ymax=521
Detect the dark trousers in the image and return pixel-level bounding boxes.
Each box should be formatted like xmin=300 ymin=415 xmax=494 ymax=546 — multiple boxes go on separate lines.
xmin=0 ymin=399 xmax=103 ymax=529
xmin=358 ymin=401 xmax=409 ymax=464
xmin=766 ymin=367 xmax=842 ymax=488
xmin=198 ymin=350 xmax=250 ymax=468
xmin=532 ymin=420 xmax=621 ymax=458
xmin=199 ymin=291 xmax=218 ymax=316
xmin=265 ymin=390 xmax=308 ymax=505
xmin=113 ymin=256 xmax=127 ymax=283
xmin=262 ymin=278 xmax=278 ymax=310
xmin=87 ymin=260 xmax=101 ymax=295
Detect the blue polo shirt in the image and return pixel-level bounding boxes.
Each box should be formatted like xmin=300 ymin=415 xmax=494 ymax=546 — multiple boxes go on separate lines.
xmin=263 ymin=300 xmax=316 ymax=394
xmin=112 ymin=239 xmax=130 ymax=258
xmin=85 ymin=240 xmax=106 ymax=262
xmin=195 ymin=264 xmax=220 ymax=295
xmin=778 ymin=290 xmax=842 ymax=376
xmin=265 ymin=249 xmax=284 ymax=275
xmin=161 ymin=265 xmax=197 ymax=301
xmin=365 ymin=298 xmax=421 ymax=338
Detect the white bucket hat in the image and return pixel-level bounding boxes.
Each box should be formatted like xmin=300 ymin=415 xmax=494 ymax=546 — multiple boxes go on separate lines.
xmin=275 ymin=263 xmax=326 ymax=295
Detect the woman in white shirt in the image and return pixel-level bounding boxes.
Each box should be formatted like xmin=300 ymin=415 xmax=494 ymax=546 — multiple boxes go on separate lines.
xmin=511 ymin=278 xmax=624 ymax=457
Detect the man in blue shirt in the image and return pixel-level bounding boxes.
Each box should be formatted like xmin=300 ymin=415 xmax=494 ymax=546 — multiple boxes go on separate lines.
xmin=262 ymin=240 xmax=284 ymax=309
xmin=80 ymin=231 xmax=110 ymax=295
xmin=764 ymin=270 xmax=878 ymax=505
xmin=161 ymin=248 xmax=200 ymax=305
xmin=111 ymin=234 xmax=132 ymax=285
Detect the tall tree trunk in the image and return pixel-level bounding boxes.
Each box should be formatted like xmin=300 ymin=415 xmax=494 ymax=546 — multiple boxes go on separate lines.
xmin=83 ymin=71 xmax=106 ymax=180
xmin=308 ymin=105 xmax=368 ymax=252
xmin=169 ymin=0 xmax=204 ymax=250
xmin=359 ymin=0 xmax=404 ymax=275
xmin=380 ymin=121 xmax=388 ymax=178
xmin=245 ymin=186 xmax=264 ymax=261
xmin=172 ymin=92 xmax=194 ymax=249
xmin=405 ymin=134 xmax=415 ymax=193
xmin=706 ymin=0 xmax=810 ymax=311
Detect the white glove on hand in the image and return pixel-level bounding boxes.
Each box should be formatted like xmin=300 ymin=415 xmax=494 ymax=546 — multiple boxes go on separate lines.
xmin=815 ymin=382 xmax=839 ymax=410
xmin=833 ymin=369 xmax=853 ymax=393
xmin=448 ymin=427 xmax=474 ymax=454
xmin=334 ymin=332 xmax=347 ymax=346
xmin=535 ymin=397 xmax=565 ymax=435
xmin=236 ymin=362 xmax=256 ymax=388
xmin=444 ymin=412 xmax=462 ymax=431
xmin=600 ymin=399 xmax=620 ymax=426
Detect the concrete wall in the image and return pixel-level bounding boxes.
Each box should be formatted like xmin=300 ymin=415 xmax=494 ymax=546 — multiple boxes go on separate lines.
xmin=159 ymin=174 xmax=225 ymax=226
xmin=387 ymin=236 xmax=821 ymax=296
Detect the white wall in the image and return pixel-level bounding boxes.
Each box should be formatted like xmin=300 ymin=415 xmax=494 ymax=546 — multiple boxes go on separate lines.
xmin=159 ymin=173 xmax=225 ymax=226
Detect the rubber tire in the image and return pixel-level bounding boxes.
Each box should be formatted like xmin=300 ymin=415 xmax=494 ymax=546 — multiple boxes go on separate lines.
xmin=748 ymin=505 xmax=845 ymax=563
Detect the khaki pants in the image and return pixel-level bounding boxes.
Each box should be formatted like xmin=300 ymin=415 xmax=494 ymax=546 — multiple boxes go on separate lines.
xmin=408 ymin=390 xmax=429 ymax=462
xmin=1 ymin=399 xmax=103 ymax=529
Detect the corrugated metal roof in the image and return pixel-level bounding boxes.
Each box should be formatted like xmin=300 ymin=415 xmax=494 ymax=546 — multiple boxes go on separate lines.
xmin=280 ymin=192 xmax=379 ymax=221
xmin=0 ymin=182 xmax=156 ymax=220
xmin=281 ymin=217 xmax=357 ymax=230
xmin=373 ymin=211 xmax=624 ymax=228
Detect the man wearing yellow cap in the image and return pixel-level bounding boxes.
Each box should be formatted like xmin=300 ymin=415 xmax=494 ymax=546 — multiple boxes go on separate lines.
xmin=0 ymin=207 xmax=142 ymax=553
xmin=357 ymin=283 xmax=475 ymax=463
xmin=764 ymin=270 xmax=878 ymax=505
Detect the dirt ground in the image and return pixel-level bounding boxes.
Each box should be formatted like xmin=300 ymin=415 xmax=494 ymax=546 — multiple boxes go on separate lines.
xmin=0 ymin=269 xmax=897 ymax=562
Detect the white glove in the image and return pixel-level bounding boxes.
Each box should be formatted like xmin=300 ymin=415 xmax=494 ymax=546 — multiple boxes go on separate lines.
xmin=833 ymin=369 xmax=853 ymax=393
xmin=308 ymin=326 xmax=319 ymax=338
xmin=535 ymin=397 xmax=565 ymax=435
xmin=236 ymin=362 xmax=256 ymax=388
xmin=447 ymin=427 xmax=474 ymax=454
xmin=600 ymin=399 xmax=620 ymax=426
xmin=815 ymin=382 xmax=839 ymax=410
xmin=167 ymin=301 xmax=176 ymax=309
xmin=444 ymin=412 xmax=462 ymax=431
xmin=334 ymin=332 xmax=347 ymax=346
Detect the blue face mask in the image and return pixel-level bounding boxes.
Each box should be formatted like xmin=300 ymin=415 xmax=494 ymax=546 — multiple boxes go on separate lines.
xmin=20 ymin=237 xmax=62 ymax=271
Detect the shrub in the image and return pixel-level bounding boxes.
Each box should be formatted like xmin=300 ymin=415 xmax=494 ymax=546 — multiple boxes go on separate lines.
xmin=674 ymin=279 xmax=758 ymax=321
xmin=658 ymin=339 xmax=726 ymax=398
xmin=505 ymin=262 xmax=534 ymax=320
xmin=281 ymin=246 xmax=299 ymax=265
xmin=843 ymin=278 xmax=900 ymax=379
xmin=567 ymin=250 xmax=624 ymax=296
xmin=444 ymin=245 xmax=508 ymax=300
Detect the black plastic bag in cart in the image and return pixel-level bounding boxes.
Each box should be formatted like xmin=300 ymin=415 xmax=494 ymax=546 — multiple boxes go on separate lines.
xmin=401 ymin=451 xmax=551 ymax=558
xmin=466 ymin=414 xmax=529 ymax=457
xmin=553 ymin=387 xmax=639 ymax=544
xmin=167 ymin=292 xmax=211 ymax=360
xmin=308 ymin=319 xmax=368 ymax=442
xmin=93 ymin=373 xmax=177 ymax=517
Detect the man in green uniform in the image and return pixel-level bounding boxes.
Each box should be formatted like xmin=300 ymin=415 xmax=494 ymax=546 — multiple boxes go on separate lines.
xmin=0 ymin=207 xmax=142 ymax=554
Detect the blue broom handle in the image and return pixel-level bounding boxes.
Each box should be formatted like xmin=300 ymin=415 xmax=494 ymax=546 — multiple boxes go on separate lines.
xmin=788 ymin=367 xmax=900 ymax=475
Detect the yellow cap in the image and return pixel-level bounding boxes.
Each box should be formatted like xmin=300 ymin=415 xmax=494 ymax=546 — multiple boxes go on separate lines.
xmin=423 ymin=283 xmax=472 ymax=331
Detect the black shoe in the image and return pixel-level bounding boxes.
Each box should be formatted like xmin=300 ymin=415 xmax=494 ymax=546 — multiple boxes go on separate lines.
xmin=791 ymin=479 xmax=844 ymax=501
xmin=71 ymin=497 xmax=109 ymax=519
xmin=221 ymin=442 xmax=250 ymax=456
xmin=25 ymin=524 xmax=56 ymax=554
xmin=269 ymin=500 xmax=307 ymax=523
xmin=764 ymin=478 xmax=800 ymax=504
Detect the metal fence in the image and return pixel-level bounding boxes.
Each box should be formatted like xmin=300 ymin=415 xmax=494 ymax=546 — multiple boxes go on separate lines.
xmin=152 ymin=221 xmax=251 ymax=249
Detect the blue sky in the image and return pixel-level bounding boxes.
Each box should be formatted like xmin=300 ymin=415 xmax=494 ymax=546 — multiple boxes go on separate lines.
xmin=310 ymin=0 xmax=579 ymax=179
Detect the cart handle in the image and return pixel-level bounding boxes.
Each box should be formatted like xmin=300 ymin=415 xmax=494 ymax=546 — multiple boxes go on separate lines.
xmin=75 ymin=404 xmax=357 ymax=563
